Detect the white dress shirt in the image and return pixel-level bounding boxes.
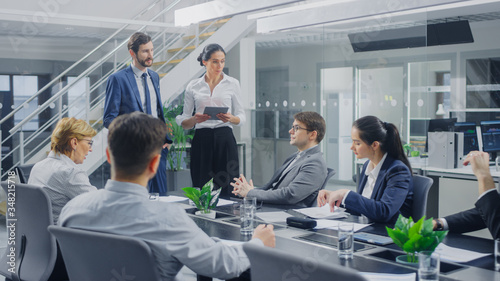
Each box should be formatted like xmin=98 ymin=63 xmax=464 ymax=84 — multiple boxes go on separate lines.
xmin=343 ymin=153 xmax=388 ymax=205
xmin=28 ymin=151 xmax=97 ymax=224
xmin=131 ymin=64 xmax=158 ymax=118
xmin=59 ymin=180 xmax=263 ymax=280
xmin=176 ymin=73 xmax=246 ymax=129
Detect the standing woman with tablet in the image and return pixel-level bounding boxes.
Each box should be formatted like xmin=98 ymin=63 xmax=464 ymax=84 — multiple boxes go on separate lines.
xmin=317 ymin=116 xmax=413 ymax=223
xmin=176 ymin=44 xmax=245 ymax=197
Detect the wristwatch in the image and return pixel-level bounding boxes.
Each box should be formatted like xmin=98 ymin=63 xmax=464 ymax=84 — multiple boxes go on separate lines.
xmin=435 ymin=219 xmax=444 ymax=231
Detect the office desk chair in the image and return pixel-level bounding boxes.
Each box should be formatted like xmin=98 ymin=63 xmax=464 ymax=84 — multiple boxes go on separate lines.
xmin=243 ymin=243 xmax=367 ymax=281
xmin=13 ymin=164 xmax=35 ymax=184
xmin=310 ymin=167 xmax=336 ymax=207
xmin=0 ymin=182 xmax=58 ymax=281
xmin=48 ymin=226 xmax=162 ymax=281
xmin=412 ymin=175 xmax=433 ymax=220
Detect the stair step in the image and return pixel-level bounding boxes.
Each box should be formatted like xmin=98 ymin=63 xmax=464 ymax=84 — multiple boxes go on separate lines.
xmin=153 ymin=59 xmax=183 ymax=66
xmin=167 ymin=45 xmax=196 ymax=53
xmin=183 ymin=31 xmax=215 ymax=41
xmin=159 ymin=73 xmax=167 ymax=78
xmin=199 ymin=18 xmax=230 ymax=28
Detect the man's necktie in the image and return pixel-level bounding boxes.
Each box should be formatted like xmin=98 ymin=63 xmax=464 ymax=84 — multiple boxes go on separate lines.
xmin=142 ymin=73 xmax=152 ymax=115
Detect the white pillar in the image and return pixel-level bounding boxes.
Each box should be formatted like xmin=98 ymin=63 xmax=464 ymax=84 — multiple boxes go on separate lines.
xmin=239 ymin=37 xmax=255 ymax=177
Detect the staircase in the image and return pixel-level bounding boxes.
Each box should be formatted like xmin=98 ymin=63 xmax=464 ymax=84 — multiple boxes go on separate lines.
xmin=0 ymin=3 xmax=255 ymax=180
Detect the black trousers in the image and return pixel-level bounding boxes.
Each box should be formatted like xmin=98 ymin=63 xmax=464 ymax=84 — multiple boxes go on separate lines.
xmin=190 ymin=127 xmax=239 ymax=198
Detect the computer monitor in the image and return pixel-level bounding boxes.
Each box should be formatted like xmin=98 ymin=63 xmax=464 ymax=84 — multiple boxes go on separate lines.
xmin=480 ymin=120 xmax=500 ymax=153
xmin=453 ymin=122 xmax=479 ymax=155
xmin=425 ymin=118 xmax=457 ymax=152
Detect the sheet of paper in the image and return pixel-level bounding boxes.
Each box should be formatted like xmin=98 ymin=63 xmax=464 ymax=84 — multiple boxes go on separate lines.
xmin=256 ymin=211 xmax=293 ymax=223
xmin=314 ymin=219 xmax=370 ymax=232
xmin=360 ymin=272 xmax=416 ymax=281
xmin=217 ymin=198 xmax=238 ymax=206
xmin=293 ymin=204 xmax=347 ymax=219
xmin=158 ymin=195 xmax=188 ymax=203
xmin=434 ymin=243 xmax=491 ymax=263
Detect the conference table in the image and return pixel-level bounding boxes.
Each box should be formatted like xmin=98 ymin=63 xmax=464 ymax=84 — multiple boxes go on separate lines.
xmin=167 ymin=196 xmax=499 ymax=281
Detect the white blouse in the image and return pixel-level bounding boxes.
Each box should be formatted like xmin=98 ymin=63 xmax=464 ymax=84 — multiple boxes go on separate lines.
xmin=176 ymin=73 xmax=246 ymax=129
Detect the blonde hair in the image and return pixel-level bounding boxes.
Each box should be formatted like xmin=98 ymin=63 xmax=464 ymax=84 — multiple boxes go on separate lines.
xmin=51 ymin=117 xmax=97 ymax=156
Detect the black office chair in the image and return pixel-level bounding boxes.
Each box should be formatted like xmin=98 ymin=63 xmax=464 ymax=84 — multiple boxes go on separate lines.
xmin=243 ymin=243 xmax=367 ymax=281
xmin=412 ymin=175 xmax=433 ymax=220
xmin=48 ymin=226 xmax=162 ymax=281
xmin=0 ymin=182 xmax=59 ymax=281
xmin=13 ymin=164 xmax=35 ymax=184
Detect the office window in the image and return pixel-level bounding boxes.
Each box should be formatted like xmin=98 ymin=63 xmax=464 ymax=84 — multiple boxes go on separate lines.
xmin=67 ymin=76 xmax=90 ymax=118
xmin=13 ymin=76 xmax=38 ymax=131
xmin=0 ymin=75 xmax=9 ymax=91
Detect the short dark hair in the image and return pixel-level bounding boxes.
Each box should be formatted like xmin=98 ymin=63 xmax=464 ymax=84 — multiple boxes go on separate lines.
xmin=294 ymin=111 xmax=326 ymax=143
xmin=197 ymin=43 xmax=226 ymax=66
xmin=107 ymin=112 xmax=167 ymax=177
xmin=127 ymin=32 xmax=152 ymax=54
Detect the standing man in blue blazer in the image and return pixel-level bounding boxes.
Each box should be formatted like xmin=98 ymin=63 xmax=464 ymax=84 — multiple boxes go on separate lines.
xmin=103 ymin=32 xmax=172 ymax=195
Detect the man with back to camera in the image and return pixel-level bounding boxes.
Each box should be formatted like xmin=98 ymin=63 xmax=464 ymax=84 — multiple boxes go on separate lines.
xmin=59 ymin=112 xmax=276 ymax=280
xmin=433 ymin=151 xmax=500 ymax=239
xmin=103 ymin=31 xmax=172 ymax=195
xmin=231 ymin=111 xmax=330 ymax=207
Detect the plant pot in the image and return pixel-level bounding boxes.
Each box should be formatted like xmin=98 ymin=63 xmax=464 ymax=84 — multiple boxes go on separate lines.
xmin=166 ymin=169 xmax=192 ymax=191
xmin=395 ymin=255 xmax=419 ymax=267
xmin=195 ymin=210 xmax=216 ymax=219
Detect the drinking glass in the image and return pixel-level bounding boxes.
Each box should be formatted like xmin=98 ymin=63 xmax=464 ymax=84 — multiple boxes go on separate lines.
xmin=240 ymin=197 xmax=256 ymax=235
xmin=338 ymin=222 xmax=354 ymax=259
xmin=419 ymin=251 xmax=440 ymax=281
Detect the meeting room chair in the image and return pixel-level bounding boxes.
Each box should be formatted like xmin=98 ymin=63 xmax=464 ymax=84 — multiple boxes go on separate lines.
xmin=0 ymin=182 xmax=58 ymax=281
xmin=412 ymin=175 xmax=434 ymax=220
xmin=310 ymin=167 xmax=336 ymax=207
xmin=13 ymin=164 xmax=35 ymax=184
xmin=48 ymin=225 xmax=162 ymax=281
xmin=243 ymin=243 xmax=367 ymax=281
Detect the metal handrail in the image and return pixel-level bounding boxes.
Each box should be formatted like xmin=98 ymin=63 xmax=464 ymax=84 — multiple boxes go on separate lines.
xmin=3 ymin=0 xmax=183 ymax=132
xmin=0 ymin=0 xmax=168 ymax=126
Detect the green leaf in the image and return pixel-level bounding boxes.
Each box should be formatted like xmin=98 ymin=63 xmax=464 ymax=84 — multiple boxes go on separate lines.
xmin=403 ymin=233 xmax=422 ymax=253
xmin=387 ymin=214 xmax=448 ymax=256
xmin=386 ymin=227 xmax=409 ymax=249
xmin=394 ymin=215 xmax=408 ymax=230
xmin=408 ymin=216 xmax=424 ymax=238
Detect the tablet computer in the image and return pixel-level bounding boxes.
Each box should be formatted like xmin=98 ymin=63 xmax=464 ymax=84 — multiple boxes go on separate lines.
xmin=353 ymin=232 xmax=394 ymax=246
xmin=203 ymin=106 xmax=229 ymax=120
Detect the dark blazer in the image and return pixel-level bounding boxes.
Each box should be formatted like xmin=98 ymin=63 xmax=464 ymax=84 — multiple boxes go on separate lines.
xmin=345 ymin=156 xmax=413 ymax=223
xmin=103 ymin=66 xmax=171 ymax=195
xmin=247 ymin=145 xmax=327 ymax=207
xmin=445 ymin=189 xmax=500 ymax=239
xmin=104 ymin=66 xmax=165 ymax=127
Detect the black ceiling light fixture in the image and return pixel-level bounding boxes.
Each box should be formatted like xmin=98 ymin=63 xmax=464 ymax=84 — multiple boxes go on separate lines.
xmin=348 ymin=20 xmax=474 ymax=52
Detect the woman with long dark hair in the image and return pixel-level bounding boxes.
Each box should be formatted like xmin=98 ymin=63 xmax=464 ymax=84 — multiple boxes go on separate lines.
xmin=317 ymin=115 xmax=413 ymax=223
xmin=176 ymin=44 xmax=245 ymax=198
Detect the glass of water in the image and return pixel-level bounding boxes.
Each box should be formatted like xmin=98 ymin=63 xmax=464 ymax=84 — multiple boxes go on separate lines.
xmin=240 ymin=197 xmax=256 ymax=235
xmin=149 ymin=193 xmax=159 ymax=201
xmin=338 ymin=222 xmax=354 ymax=259
xmin=419 ymin=251 xmax=440 ymax=281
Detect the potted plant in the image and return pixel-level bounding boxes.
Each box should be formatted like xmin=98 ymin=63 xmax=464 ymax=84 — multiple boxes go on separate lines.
xmin=386 ymin=215 xmax=448 ymax=265
xmin=163 ymin=96 xmax=194 ymax=190
xmin=182 ymin=178 xmax=221 ymax=219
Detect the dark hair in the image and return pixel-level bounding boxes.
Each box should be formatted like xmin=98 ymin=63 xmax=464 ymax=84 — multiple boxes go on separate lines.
xmin=353 ymin=116 xmax=411 ymax=172
xmin=127 ymin=32 xmax=152 ymax=54
xmin=197 ymin=44 xmax=226 ymax=66
xmin=107 ymin=112 xmax=167 ymax=177
xmin=293 ymin=111 xmax=326 ymax=143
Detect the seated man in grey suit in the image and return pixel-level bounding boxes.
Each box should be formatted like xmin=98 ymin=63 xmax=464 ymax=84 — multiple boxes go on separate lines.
xmin=231 ymin=111 xmax=328 ymax=207
xmin=433 ymin=151 xmax=500 ymax=239
xmin=59 ymin=112 xmax=275 ymax=280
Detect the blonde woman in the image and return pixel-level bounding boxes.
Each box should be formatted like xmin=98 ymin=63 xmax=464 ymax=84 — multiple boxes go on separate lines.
xmin=29 ymin=117 xmax=98 ymax=224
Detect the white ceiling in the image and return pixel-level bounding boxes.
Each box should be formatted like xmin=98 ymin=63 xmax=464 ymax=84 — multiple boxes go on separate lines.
xmin=1 ymin=0 xmax=500 ymax=60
